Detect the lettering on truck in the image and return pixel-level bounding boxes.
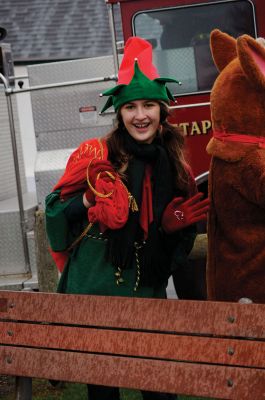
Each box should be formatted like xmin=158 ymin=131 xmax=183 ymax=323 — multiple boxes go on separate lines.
xmin=177 ymin=120 xmax=212 ymax=136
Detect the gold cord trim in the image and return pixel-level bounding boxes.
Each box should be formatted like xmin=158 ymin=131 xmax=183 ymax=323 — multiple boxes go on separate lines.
xmin=128 ymin=193 xmax=139 ymax=212
xmin=115 ymin=267 xmax=124 ymax=285
xmin=133 ymin=242 xmax=142 ymax=291
xmin=67 ymin=222 xmax=93 ymax=252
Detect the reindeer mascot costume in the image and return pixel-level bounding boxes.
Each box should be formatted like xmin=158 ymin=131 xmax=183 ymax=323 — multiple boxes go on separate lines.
xmin=207 ymin=29 xmax=265 ymax=303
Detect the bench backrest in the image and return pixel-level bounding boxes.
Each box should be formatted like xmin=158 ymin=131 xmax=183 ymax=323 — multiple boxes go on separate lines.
xmin=0 ymin=291 xmax=264 ymax=399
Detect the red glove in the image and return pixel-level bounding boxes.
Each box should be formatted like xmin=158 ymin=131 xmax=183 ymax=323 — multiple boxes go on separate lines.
xmin=161 ymin=192 xmax=210 ymax=234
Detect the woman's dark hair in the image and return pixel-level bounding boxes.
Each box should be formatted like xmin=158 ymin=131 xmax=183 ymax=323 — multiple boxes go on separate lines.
xmin=106 ymin=101 xmax=190 ymax=195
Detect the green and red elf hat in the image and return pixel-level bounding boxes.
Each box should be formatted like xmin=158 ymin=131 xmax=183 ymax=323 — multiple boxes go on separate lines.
xmin=100 ymin=36 xmax=181 ymax=113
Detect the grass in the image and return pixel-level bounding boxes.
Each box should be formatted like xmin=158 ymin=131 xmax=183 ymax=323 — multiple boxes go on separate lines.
xmin=0 ymin=377 xmax=215 ymax=400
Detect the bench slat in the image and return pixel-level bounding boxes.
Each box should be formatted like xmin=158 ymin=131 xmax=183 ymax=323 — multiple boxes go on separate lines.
xmin=0 ymin=346 xmax=264 ymax=400
xmin=0 ymin=321 xmax=264 ymax=368
xmin=0 ymin=291 xmax=264 ymax=338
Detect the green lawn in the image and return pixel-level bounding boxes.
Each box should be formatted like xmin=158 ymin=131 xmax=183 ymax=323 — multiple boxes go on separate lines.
xmin=0 ymin=377 xmax=215 ymax=400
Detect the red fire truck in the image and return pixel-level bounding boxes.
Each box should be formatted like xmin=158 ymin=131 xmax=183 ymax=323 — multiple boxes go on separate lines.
xmin=106 ymin=0 xmax=264 ymax=191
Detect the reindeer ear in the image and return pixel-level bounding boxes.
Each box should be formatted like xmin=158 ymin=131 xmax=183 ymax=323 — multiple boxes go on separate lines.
xmin=237 ymin=34 xmax=265 ymax=89
xmin=210 ymin=29 xmax=237 ymax=72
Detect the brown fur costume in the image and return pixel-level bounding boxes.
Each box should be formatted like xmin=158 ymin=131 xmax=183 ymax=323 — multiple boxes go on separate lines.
xmin=206 ymin=29 xmax=265 ymax=303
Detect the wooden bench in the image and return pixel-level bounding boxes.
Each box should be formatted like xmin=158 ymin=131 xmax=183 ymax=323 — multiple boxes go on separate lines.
xmin=0 ymin=291 xmax=264 ymax=400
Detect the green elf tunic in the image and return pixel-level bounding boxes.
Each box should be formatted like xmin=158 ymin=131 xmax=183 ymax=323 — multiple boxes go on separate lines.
xmin=46 ymin=190 xmax=163 ymax=297
xmin=46 ymin=189 xmax=196 ymax=299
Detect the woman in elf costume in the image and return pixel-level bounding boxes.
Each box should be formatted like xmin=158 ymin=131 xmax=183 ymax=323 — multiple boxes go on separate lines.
xmin=45 ymin=37 xmax=209 ymax=400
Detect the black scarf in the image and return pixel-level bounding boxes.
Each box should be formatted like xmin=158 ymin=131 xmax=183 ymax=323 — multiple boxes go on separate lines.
xmin=106 ymin=133 xmax=176 ymax=286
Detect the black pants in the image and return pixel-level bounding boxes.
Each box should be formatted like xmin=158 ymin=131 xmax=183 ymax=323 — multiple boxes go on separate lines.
xmin=87 ymin=384 xmax=177 ymax=399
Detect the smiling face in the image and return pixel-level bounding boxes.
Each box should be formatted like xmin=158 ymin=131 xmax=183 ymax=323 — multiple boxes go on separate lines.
xmin=120 ymin=99 xmax=161 ymax=144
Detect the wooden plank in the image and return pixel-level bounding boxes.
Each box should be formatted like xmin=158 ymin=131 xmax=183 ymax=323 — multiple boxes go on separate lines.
xmin=0 ymin=298 xmax=8 ymax=312
xmin=0 ymin=291 xmax=264 ymax=338
xmin=0 ymin=346 xmax=264 ymax=399
xmin=0 ymin=321 xmax=264 ymax=368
